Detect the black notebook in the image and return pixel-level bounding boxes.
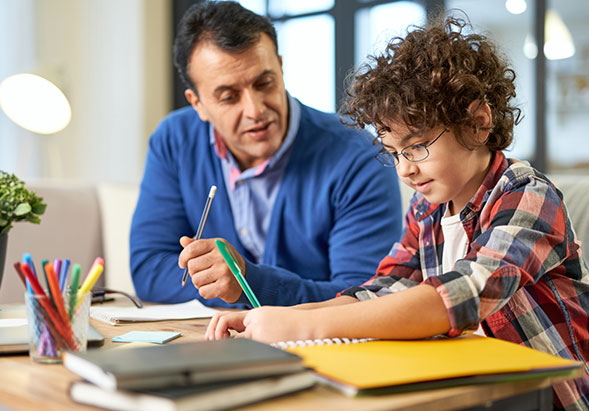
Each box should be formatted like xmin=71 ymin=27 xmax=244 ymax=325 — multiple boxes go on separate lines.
xmin=63 ymin=338 xmax=305 ymax=391
xmin=69 ymin=370 xmax=316 ymax=411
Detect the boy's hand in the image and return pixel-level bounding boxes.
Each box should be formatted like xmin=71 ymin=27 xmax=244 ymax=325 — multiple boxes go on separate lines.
xmin=205 ymin=310 xmax=248 ymax=340
xmin=236 ymin=307 xmax=311 ymax=344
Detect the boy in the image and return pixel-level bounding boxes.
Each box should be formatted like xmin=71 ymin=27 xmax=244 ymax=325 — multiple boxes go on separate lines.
xmin=205 ymin=16 xmax=589 ymax=409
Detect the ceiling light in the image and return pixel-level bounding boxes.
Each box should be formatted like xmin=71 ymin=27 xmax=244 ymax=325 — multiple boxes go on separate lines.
xmin=505 ymin=0 xmax=527 ymax=15
xmin=544 ymin=9 xmax=575 ymax=60
xmin=523 ymin=9 xmax=575 ymax=61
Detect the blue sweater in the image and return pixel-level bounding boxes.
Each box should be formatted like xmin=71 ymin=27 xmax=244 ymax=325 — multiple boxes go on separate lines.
xmin=130 ymin=102 xmax=402 ymax=308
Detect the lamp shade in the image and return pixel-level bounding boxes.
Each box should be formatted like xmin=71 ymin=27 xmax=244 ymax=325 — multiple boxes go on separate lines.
xmin=544 ymin=9 xmax=575 ymax=61
xmin=0 ymin=73 xmax=71 ymax=134
xmin=523 ymin=9 xmax=575 ymax=61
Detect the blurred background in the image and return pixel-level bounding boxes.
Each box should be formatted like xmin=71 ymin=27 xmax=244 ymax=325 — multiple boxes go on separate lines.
xmin=0 ymin=0 xmax=587 ymax=184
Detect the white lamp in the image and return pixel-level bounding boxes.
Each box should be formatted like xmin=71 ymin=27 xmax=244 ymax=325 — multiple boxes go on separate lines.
xmin=0 ymin=71 xmax=72 ymax=178
xmin=505 ymin=0 xmax=527 ymax=15
xmin=0 ymin=73 xmax=71 ymax=134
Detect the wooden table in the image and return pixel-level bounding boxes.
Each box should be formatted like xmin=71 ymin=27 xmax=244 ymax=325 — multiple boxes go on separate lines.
xmin=0 ymin=305 xmax=580 ymax=411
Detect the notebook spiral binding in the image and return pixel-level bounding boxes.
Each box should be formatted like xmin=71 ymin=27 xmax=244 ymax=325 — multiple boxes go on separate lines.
xmin=272 ymin=338 xmax=374 ymax=350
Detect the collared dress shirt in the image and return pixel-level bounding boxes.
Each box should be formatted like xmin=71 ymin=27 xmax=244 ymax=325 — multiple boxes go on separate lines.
xmin=211 ymin=94 xmax=300 ymax=263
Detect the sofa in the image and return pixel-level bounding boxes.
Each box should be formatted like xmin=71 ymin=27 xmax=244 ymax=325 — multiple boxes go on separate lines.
xmin=0 ymin=181 xmax=138 ymax=304
xmin=1 ymin=175 xmax=588 ymax=304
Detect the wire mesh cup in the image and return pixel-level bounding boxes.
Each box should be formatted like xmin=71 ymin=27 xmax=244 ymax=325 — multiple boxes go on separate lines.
xmin=24 ymin=291 xmax=91 ymax=363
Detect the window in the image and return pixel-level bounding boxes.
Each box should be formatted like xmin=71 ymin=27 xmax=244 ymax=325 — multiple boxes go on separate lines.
xmin=171 ymin=0 xmax=588 ymax=173
xmin=237 ymin=0 xmax=427 ymax=113
xmin=275 ymin=15 xmax=335 ymax=112
xmin=355 ymin=1 xmax=426 ymax=67
xmin=546 ymin=0 xmax=589 ymax=171
xmin=446 ymin=0 xmax=535 ymax=162
xmin=446 ymin=0 xmax=589 ymax=172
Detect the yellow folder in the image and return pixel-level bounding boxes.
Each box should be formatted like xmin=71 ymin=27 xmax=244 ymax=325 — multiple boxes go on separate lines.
xmin=285 ymin=334 xmax=582 ymax=396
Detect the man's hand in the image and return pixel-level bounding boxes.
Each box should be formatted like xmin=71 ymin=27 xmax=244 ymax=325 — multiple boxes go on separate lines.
xmin=178 ymin=237 xmax=245 ymax=303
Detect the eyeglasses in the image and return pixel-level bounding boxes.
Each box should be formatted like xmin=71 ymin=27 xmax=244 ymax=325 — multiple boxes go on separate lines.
xmin=375 ymin=129 xmax=447 ymax=168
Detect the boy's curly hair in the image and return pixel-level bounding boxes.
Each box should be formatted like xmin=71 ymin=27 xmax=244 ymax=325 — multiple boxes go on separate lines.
xmin=341 ymin=16 xmax=521 ymax=151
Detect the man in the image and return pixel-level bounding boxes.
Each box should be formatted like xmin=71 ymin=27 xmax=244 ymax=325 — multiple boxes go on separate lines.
xmin=130 ymin=1 xmax=402 ymax=308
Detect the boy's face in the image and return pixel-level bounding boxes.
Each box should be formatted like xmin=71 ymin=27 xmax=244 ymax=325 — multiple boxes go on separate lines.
xmin=380 ymin=123 xmax=492 ymax=215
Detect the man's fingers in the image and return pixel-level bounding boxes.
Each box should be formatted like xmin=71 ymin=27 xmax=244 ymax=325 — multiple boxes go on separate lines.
xmin=179 ymin=236 xmax=194 ymax=247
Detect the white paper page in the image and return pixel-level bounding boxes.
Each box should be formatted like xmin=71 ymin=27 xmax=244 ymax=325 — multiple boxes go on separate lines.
xmin=90 ymin=299 xmax=218 ymax=325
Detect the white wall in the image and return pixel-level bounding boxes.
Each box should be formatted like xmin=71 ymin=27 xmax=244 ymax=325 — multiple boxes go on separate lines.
xmin=0 ymin=0 xmax=172 ymax=183
xmin=0 ymin=0 xmax=38 ymax=178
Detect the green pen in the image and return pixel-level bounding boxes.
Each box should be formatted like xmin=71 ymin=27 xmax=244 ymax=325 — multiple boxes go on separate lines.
xmin=68 ymin=264 xmax=81 ymax=319
xmin=215 ymin=240 xmax=260 ymax=308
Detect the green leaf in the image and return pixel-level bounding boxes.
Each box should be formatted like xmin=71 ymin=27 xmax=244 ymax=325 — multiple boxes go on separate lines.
xmin=31 ymin=202 xmax=47 ymax=215
xmin=26 ymin=215 xmax=41 ymax=224
xmin=0 ymin=170 xmax=47 ymax=234
xmin=14 ymin=203 xmax=32 ymax=216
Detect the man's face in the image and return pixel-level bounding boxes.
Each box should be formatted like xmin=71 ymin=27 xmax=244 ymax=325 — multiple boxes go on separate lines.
xmin=184 ymin=34 xmax=289 ymax=170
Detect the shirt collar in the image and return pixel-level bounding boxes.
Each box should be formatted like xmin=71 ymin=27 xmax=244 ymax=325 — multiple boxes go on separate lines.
xmin=465 ymin=151 xmax=508 ymax=214
xmin=209 ymin=93 xmax=301 ymax=173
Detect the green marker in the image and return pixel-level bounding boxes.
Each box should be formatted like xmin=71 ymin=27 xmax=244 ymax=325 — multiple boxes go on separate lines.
xmin=215 ymin=240 xmax=260 ymax=308
xmin=68 ymin=264 xmax=81 ymax=319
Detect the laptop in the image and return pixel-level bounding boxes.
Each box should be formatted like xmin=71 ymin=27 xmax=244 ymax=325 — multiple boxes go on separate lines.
xmin=0 ymin=305 xmax=104 ymax=354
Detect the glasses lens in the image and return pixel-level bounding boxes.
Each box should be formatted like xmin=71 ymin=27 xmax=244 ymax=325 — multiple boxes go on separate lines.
xmin=404 ymin=145 xmax=429 ymax=162
xmin=376 ymin=151 xmax=397 ymax=167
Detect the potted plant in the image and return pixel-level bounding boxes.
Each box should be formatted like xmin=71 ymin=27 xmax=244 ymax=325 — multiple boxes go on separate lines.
xmin=0 ymin=171 xmax=46 ymax=288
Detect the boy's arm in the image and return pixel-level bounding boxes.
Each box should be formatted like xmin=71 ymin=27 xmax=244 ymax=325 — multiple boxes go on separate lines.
xmin=205 ymin=296 xmax=359 ymax=340
xmin=291 ymin=295 xmax=358 ymax=310
xmin=239 ymin=285 xmax=450 ymax=343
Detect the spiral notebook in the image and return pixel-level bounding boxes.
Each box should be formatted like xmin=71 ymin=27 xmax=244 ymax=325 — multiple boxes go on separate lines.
xmin=272 ymin=334 xmax=582 ymax=396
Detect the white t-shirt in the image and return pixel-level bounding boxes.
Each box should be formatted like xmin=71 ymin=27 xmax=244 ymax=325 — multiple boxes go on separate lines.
xmin=440 ymin=208 xmax=468 ymax=274
xmin=441 ymin=206 xmax=485 ymax=336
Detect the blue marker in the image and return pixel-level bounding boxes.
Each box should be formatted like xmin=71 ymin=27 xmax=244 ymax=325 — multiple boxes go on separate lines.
xmin=59 ymin=259 xmax=71 ymax=292
xmin=22 ymin=253 xmax=36 ymax=294
xmin=23 ymin=253 xmax=38 ymax=278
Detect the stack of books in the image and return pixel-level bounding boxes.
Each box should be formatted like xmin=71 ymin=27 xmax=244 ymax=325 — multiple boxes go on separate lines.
xmin=63 ymin=338 xmax=315 ymax=411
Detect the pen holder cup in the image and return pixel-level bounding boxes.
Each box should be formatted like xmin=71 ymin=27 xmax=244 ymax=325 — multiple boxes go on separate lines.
xmin=24 ymin=291 xmax=92 ymax=364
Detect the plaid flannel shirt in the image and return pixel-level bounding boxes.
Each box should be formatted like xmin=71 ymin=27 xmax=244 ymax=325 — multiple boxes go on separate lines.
xmin=342 ymin=151 xmax=589 ymax=410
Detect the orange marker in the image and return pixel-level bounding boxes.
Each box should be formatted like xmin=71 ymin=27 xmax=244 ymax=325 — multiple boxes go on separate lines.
xmin=45 ymin=262 xmax=71 ymax=327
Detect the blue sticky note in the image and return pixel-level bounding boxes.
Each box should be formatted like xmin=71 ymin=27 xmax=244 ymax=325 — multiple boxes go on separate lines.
xmin=112 ymin=331 xmax=181 ymax=344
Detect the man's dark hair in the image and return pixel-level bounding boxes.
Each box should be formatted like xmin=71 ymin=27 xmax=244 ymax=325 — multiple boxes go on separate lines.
xmin=341 ymin=15 xmax=521 ymax=152
xmin=173 ymin=1 xmax=278 ymax=93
